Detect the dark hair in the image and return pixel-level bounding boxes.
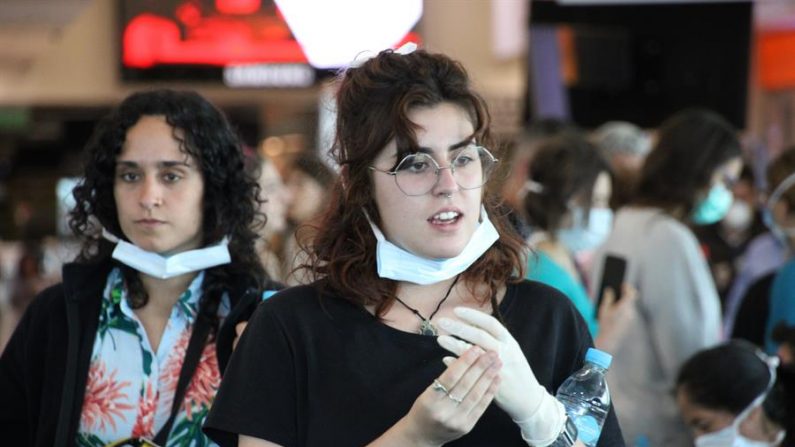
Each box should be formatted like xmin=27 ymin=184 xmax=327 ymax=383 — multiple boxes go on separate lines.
xmin=634 ymin=109 xmax=741 ymax=217
xmin=523 ymin=133 xmax=611 ymax=232
xmin=767 ymin=146 xmax=795 ymax=210
xmin=69 ymin=89 xmax=266 ymax=320
xmin=307 ymin=49 xmax=526 ymax=316
xmin=676 ymin=340 xmax=791 ymax=429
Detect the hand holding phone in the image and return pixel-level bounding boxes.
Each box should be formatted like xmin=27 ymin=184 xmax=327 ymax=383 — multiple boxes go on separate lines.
xmin=596 ymin=254 xmax=627 ymax=317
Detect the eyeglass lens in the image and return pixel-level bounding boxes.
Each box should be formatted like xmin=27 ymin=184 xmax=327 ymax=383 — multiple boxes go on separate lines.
xmin=392 ymin=146 xmax=496 ymax=196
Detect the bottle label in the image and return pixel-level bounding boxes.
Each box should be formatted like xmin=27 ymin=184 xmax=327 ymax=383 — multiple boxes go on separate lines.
xmin=574 ymin=415 xmax=600 ymax=445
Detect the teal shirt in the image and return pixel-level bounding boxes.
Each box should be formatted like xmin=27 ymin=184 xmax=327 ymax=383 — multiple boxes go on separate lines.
xmin=526 ymin=251 xmax=599 ymax=337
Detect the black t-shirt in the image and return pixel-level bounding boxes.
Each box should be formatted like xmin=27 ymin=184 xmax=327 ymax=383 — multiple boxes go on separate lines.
xmin=204 ymin=279 xmax=624 ymax=446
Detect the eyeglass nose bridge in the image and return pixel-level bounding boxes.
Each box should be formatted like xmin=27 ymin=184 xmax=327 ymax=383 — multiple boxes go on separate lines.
xmin=428 ymin=161 xmax=461 ymax=191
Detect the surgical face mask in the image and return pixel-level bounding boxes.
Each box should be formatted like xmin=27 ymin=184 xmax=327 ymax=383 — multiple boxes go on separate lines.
xmin=694 ymin=355 xmax=785 ymax=447
xmin=692 ymin=183 xmax=734 ymax=226
xmin=723 ymin=200 xmax=754 ymax=233
xmin=557 ymin=207 xmax=613 ymax=253
xmin=102 ymin=229 xmax=231 ymax=279
xmin=367 ymin=207 xmax=500 ymax=285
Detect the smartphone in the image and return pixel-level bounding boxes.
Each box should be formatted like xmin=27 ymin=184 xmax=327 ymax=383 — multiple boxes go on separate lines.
xmin=596 ymin=254 xmax=627 ymax=316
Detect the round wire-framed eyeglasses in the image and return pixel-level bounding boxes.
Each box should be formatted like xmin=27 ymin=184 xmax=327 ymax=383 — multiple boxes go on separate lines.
xmin=369 ymin=145 xmax=499 ymax=196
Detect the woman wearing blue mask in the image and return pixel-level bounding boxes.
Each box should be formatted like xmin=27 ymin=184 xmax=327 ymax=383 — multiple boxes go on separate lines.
xmin=676 ymin=340 xmax=792 ymax=446
xmin=0 ymin=90 xmax=279 ymax=446
xmin=204 ymin=46 xmax=624 ymax=447
xmin=589 ymin=108 xmax=743 ymax=447
xmin=522 ymin=133 xmax=637 ymax=349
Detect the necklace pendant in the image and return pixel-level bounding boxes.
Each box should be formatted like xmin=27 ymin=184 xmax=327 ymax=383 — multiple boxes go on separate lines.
xmin=419 ymin=319 xmax=438 ymax=336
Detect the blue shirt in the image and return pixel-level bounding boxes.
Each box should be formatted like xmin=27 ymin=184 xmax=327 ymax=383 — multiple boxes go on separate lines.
xmin=526 ymin=251 xmax=598 ymax=336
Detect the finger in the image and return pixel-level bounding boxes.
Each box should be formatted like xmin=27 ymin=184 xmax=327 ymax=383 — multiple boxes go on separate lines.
xmin=464 ymin=370 xmax=501 ymax=419
xmin=235 ymin=321 xmax=248 ymax=336
xmin=442 ymin=356 xmax=456 ymax=367
xmin=599 ymin=288 xmax=616 ymax=317
xmin=621 ymin=283 xmax=638 ymax=303
xmin=452 ymin=307 xmax=512 ymax=342
xmin=438 ymin=318 xmax=501 ymax=352
xmin=437 ymin=334 xmax=473 ymax=357
xmin=434 ymin=345 xmax=485 ymax=394
xmin=448 ymin=351 xmax=500 ymax=410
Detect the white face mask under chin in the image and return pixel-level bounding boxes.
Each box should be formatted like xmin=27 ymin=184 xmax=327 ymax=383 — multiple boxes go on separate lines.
xmin=102 ymin=229 xmax=231 ymax=279
xmin=367 ymin=206 xmax=500 ymax=285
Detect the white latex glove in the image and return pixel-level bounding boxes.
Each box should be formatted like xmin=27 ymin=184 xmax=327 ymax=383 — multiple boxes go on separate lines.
xmin=437 ymin=307 xmax=566 ymax=446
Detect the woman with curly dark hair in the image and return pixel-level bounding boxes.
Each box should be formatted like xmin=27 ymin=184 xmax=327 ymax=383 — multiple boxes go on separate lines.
xmin=0 ymin=89 xmax=278 ymax=447
xmin=205 ymin=46 xmax=623 ymax=447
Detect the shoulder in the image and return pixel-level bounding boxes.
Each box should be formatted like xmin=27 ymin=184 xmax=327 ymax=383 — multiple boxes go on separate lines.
xmin=506 ymin=279 xmax=583 ymax=321
xmin=253 ymin=282 xmax=349 ymax=327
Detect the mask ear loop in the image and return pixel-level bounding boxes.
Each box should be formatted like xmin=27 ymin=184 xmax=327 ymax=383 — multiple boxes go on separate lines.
xmin=727 ymin=350 xmax=779 ymax=440
xmin=763 ymin=172 xmax=795 ymax=251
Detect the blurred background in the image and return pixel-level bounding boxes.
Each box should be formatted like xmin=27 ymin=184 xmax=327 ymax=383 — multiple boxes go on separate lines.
xmin=0 ymin=0 xmax=792 ymax=348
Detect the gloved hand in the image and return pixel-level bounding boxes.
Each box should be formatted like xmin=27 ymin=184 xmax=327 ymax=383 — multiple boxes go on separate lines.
xmin=437 ymin=307 xmax=566 ymax=446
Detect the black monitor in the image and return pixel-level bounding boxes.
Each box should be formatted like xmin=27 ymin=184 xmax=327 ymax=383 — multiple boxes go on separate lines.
xmin=527 ymin=0 xmax=752 ymax=129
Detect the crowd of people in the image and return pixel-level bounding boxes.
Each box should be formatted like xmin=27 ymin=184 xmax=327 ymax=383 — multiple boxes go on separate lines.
xmin=0 ymin=44 xmax=794 ymax=447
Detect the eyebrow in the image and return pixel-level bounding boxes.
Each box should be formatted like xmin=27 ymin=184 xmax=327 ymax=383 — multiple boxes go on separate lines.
xmin=116 ymin=160 xmax=193 ymax=169
xmin=415 ymin=139 xmax=474 ymax=154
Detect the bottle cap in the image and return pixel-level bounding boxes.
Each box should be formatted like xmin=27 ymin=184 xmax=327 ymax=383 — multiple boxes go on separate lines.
xmin=585 ymin=348 xmax=612 ymax=369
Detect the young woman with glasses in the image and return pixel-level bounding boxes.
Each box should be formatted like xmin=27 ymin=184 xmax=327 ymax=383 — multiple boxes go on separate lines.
xmin=204 ymin=47 xmax=623 ymax=447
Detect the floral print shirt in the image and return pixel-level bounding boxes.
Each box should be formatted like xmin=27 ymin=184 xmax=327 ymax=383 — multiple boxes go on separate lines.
xmin=76 ymin=268 xmax=229 ymax=447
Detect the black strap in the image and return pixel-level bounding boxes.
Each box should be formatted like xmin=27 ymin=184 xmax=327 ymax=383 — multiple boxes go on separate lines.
xmin=152 ymin=309 xmax=213 ymax=445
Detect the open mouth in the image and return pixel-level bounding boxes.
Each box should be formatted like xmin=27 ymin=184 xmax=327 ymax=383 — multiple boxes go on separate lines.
xmin=429 ymin=211 xmax=462 ymax=224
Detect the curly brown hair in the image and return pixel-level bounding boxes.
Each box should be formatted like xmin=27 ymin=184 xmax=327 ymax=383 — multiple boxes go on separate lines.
xmin=305 ymin=49 xmax=526 ymax=318
xmin=69 ymin=90 xmax=267 ymax=326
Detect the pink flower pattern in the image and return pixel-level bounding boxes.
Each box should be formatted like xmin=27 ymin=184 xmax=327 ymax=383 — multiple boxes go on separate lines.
xmin=131 ymin=382 xmax=157 ymax=438
xmin=79 ymin=361 xmax=135 ymax=433
xmin=76 ymin=269 xmax=225 ymax=446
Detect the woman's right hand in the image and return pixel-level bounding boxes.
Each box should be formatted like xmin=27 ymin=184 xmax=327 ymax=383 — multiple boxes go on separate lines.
xmin=370 ymin=346 xmax=502 ymax=447
xmin=595 ymin=282 xmax=638 ymax=353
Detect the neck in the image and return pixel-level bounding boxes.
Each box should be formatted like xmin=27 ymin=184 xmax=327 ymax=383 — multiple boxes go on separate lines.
xmin=139 ymin=271 xmax=199 ymax=314
xmin=396 ymin=276 xmax=459 ymax=309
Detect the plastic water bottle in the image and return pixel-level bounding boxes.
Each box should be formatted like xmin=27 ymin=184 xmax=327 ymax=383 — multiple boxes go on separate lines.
xmin=555 ymin=348 xmax=612 ymax=447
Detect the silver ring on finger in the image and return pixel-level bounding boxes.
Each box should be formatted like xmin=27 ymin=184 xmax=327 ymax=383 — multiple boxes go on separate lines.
xmin=447 ymin=394 xmax=463 ymax=405
xmin=432 ymin=379 xmax=450 ymax=395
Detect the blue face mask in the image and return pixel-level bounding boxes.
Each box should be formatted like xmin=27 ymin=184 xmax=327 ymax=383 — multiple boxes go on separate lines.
xmin=557 ymin=207 xmax=614 ymax=253
xmin=692 ymin=183 xmax=733 ymax=226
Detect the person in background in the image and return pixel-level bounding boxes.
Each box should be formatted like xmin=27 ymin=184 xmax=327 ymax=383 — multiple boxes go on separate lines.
xmin=205 ymin=46 xmax=623 ymax=446
xmin=590 ymin=108 xmax=742 ymax=446
xmin=694 ymin=164 xmax=767 ymax=308
xmin=0 ymin=89 xmax=277 ymax=446
xmin=500 ymin=119 xmax=582 ymax=239
xmin=591 ymin=121 xmax=651 ymax=210
xmin=729 ymin=148 xmax=795 ymax=346
xmin=522 ymin=133 xmax=637 ymax=350
xmin=772 ymin=323 xmax=795 ymax=366
xmin=675 ymin=340 xmax=792 ymax=446
xmin=256 ymin=155 xmax=291 ymax=282
xmin=763 ymin=149 xmax=795 ymax=356
xmin=281 ymin=150 xmax=336 ymax=285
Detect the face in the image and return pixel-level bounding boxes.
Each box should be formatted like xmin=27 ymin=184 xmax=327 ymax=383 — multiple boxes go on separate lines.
xmin=711 ymin=157 xmax=744 ymax=192
xmin=371 ymin=102 xmax=482 ymax=259
xmin=286 ymin=170 xmax=326 ymax=224
xmin=259 ymin=160 xmax=290 ymax=236
xmin=591 ymin=171 xmax=612 ymax=209
xmin=676 ymin=388 xmax=735 ymax=438
xmin=114 ymin=115 xmax=205 ymax=255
